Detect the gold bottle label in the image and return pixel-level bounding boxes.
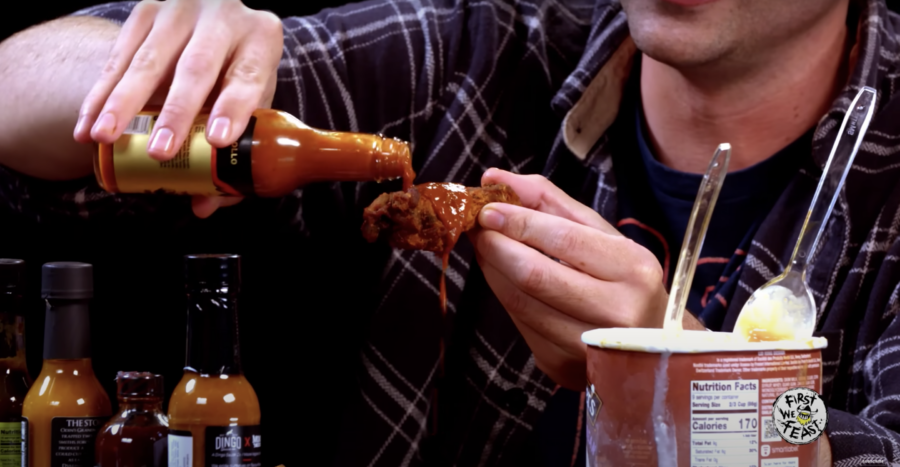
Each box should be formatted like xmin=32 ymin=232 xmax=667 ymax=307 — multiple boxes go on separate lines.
xmin=112 ymin=112 xmax=223 ymax=196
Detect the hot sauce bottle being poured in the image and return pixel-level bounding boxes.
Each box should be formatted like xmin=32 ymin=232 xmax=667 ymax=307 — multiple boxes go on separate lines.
xmin=95 ymin=372 xmax=169 ymax=467
xmin=167 ymin=254 xmax=261 ymax=467
xmin=22 ymin=262 xmax=112 ymax=467
xmin=93 ymin=108 xmax=416 ymax=197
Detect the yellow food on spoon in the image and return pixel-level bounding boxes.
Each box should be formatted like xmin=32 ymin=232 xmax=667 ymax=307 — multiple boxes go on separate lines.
xmin=734 ymin=285 xmax=805 ymax=342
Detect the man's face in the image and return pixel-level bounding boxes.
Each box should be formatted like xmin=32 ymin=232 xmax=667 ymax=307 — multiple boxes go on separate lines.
xmin=620 ymin=0 xmax=849 ymax=70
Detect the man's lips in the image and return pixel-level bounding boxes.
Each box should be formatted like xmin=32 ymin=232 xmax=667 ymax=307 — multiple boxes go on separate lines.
xmin=661 ymin=0 xmax=718 ymax=6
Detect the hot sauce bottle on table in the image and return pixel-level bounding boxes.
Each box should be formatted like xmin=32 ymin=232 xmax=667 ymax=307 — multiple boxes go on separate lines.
xmin=95 ymin=372 xmax=169 ymax=466
xmin=168 ymin=254 xmax=261 ymax=467
xmin=0 ymin=260 xmax=31 ymax=466
xmin=22 ymin=262 xmax=112 ymax=467
xmin=93 ymin=108 xmax=416 ymax=197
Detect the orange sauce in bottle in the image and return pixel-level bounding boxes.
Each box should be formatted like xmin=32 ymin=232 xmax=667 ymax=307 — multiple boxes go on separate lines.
xmin=23 ymin=262 xmax=111 ymax=467
xmin=94 ymin=108 xmax=415 ymax=197
xmin=167 ymin=255 xmax=261 ymax=467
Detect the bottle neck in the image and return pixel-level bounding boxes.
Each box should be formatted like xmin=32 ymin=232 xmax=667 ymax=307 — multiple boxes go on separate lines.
xmin=43 ymin=299 xmax=91 ymax=360
xmin=290 ymin=130 xmax=414 ymax=185
xmin=118 ymin=397 xmax=164 ymax=413
xmin=185 ymin=288 xmax=242 ymax=375
xmin=0 ymin=292 xmax=25 ymax=362
xmin=41 ymin=358 xmax=95 ymax=373
xmin=248 ymin=109 xmax=416 ymax=196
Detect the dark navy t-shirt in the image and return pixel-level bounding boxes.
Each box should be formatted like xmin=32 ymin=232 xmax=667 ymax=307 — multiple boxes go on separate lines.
xmin=527 ymin=80 xmax=810 ymax=467
xmin=624 ymin=103 xmax=809 ymax=330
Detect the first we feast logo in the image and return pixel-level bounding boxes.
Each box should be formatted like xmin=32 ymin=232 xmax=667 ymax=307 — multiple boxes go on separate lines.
xmin=772 ymin=387 xmax=828 ymax=445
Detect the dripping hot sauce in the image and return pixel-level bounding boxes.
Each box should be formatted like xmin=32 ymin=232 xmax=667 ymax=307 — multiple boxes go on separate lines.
xmin=413 ymin=182 xmax=471 ymax=436
xmin=93 ymin=108 xmax=415 ymax=196
xmin=417 ymin=183 xmax=470 ymax=314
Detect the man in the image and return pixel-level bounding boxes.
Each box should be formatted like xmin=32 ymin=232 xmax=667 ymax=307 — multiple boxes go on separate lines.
xmin=0 ymin=0 xmax=897 ymax=465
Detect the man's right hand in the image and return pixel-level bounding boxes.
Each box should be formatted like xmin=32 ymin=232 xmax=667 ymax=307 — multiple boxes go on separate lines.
xmin=72 ymin=0 xmax=284 ymax=218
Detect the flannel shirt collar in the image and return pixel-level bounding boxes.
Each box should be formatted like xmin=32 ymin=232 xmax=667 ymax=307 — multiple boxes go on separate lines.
xmin=553 ymin=0 xmax=894 ymax=169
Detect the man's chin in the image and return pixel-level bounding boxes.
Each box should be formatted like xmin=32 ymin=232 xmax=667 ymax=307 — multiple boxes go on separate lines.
xmin=631 ymin=29 xmax=732 ymax=70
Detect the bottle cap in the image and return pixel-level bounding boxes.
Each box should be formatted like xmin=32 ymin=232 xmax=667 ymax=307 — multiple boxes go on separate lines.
xmin=41 ymin=262 xmax=93 ymax=299
xmin=116 ymin=372 xmax=164 ymax=399
xmin=0 ymin=259 xmax=25 ymax=292
xmin=184 ymin=254 xmax=241 ymax=291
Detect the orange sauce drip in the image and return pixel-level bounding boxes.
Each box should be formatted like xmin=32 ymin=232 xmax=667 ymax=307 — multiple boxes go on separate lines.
xmin=417 ymin=183 xmax=470 ymax=315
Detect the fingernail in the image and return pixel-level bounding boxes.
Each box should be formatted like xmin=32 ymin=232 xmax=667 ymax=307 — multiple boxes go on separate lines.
xmin=93 ymin=113 xmax=117 ymax=136
xmin=73 ymin=115 xmax=87 ymax=138
xmin=149 ymin=127 xmax=175 ymax=155
xmin=74 ymin=115 xmax=88 ymax=138
xmin=209 ymin=117 xmax=231 ymax=143
xmin=480 ymin=207 xmax=505 ymax=230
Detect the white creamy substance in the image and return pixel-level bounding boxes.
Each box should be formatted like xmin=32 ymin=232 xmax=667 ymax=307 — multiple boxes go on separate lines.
xmin=652 ymin=352 xmax=677 ymax=467
xmin=734 ymin=284 xmax=810 ymax=341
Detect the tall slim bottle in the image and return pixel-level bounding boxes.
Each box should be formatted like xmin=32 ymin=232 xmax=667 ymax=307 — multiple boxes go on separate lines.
xmin=0 ymin=260 xmax=31 ymax=466
xmin=168 ymin=254 xmax=261 ymax=467
xmin=23 ymin=262 xmax=112 ymax=467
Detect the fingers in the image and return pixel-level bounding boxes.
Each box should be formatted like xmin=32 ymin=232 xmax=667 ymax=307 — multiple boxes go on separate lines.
xmin=149 ymin=5 xmax=237 ymax=159
xmin=76 ymin=0 xmax=282 ymax=161
xmin=482 ymin=168 xmax=621 ymax=236
xmin=90 ymin=2 xmax=199 ymax=148
xmin=75 ymin=1 xmax=160 ymax=144
xmin=191 ymin=195 xmax=244 ymax=219
xmin=478 ymin=202 xmax=651 ymax=282
xmin=472 ymin=228 xmax=624 ymax=324
xmin=472 ymin=226 xmax=665 ymax=327
xmin=206 ymin=10 xmax=283 ymax=148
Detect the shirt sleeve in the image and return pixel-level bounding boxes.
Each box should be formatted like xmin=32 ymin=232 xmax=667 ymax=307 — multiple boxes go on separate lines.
xmin=1 ymin=0 xmax=588 ymax=227
xmin=827 ymin=295 xmax=900 ymax=465
xmin=827 ymin=410 xmax=900 ymax=465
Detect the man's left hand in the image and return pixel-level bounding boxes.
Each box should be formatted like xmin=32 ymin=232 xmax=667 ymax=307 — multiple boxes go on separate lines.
xmin=819 ymin=433 xmax=832 ymax=466
xmin=468 ymin=169 xmax=693 ymax=390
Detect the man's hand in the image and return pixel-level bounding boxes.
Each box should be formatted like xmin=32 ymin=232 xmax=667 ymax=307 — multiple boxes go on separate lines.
xmin=469 ymin=169 xmax=703 ymax=390
xmin=819 ymin=433 xmax=832 ymax=466
xmin=73 ymin=0 xmax=283 ymax=218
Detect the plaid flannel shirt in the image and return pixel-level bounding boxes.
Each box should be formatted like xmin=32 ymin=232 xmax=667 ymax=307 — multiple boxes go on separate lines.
xmin=3 ymin=0 xmax=900 ymax=465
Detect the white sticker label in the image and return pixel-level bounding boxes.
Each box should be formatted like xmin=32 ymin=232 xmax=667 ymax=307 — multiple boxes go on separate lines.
xmin=690 ymin=380 xmax=760 ymax=467
xmin=20 ymin=418 xmax=26 ymax=467
xmin=168 ymin=432 xmax=193 ymax=467
xmin=762 ymin=458 xmax=798 ymax=467
xmin=123 ymin=115 xmax=153 ymax=135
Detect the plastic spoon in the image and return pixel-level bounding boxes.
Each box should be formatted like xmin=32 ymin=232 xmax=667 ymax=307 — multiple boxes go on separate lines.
xmin=664 ymin=143 xmax=732 ymax=331
xmin=734 ymin=86 xmax=877 ymax=341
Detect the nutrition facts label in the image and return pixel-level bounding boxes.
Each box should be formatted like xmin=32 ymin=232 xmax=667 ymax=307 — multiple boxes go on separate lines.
xmin=690 ymin=379 xmax=760 ymax=467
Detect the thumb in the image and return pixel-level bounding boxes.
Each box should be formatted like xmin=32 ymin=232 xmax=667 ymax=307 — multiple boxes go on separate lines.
xmin=192 ymin=195 xmax=244 ymax=218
